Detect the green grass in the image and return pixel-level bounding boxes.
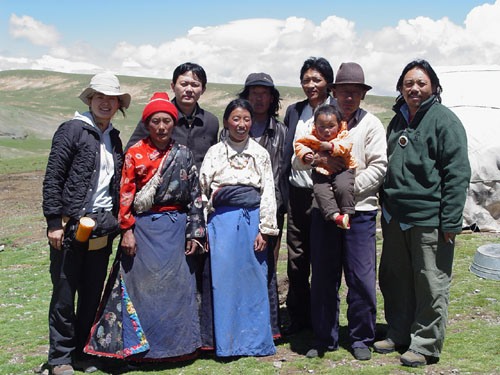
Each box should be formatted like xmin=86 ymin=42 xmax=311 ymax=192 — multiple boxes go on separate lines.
xmin=0 ymin=70 xmax=395 ymax=157
xmin=1 ymin=231 xmax=499 ymax=374
xmin=0 ymin=137 xmax=52 ymax=153
xmin=7 ymin=71 xmax=497 ymax=373
xmin=0 ymin=155 xmax=48 ymax=174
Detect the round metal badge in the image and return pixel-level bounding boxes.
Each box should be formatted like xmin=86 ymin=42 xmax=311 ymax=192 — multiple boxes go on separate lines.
xmin=398 ymin=135 xmax=408 ymax=147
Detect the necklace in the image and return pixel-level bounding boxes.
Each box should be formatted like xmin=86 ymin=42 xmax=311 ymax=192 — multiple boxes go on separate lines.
xmin=227 ymin=153 xmax=249 ymax=170
xmin=229 ymin=158 xmax=249 ymax=169
xmin=226 ymin=142 xmax=249 ymax=170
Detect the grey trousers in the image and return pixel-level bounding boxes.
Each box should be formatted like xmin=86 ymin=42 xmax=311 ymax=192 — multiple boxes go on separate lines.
xmin=379 ymin=216 xmax=454 ymax=358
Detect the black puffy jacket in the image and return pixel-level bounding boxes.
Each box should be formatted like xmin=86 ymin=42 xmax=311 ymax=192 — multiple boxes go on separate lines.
xmin=43 ymin=118 xmax=123 ymax=230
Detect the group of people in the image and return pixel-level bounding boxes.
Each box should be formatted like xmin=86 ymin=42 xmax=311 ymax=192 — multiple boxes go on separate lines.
xmin=42 ymin=57 xmax=471 ymax=375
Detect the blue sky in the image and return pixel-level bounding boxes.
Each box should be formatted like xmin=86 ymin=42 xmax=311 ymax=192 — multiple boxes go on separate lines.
xmin=0 ymin=0 xmax=488 ymax=51
xmin=0 ymin=0 xmax=498 ymax=94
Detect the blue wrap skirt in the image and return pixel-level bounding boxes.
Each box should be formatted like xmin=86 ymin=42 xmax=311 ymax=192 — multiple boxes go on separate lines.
xmin=208 ymin=206 xmax=276 ymax=357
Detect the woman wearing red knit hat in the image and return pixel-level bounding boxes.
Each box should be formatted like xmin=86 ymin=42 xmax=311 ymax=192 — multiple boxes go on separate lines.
xmin=85 ymin=92 xmax=206 ymax=361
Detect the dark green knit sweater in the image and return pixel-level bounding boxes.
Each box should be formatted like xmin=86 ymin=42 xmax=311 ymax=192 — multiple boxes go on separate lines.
xmin=382 ymin=95 xmax=471 ymax=232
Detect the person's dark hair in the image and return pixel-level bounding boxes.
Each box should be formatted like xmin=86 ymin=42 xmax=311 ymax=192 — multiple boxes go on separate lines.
xmin=314 ymin=104 xmax=342 ymax=123
xmin=300 ymin=57 xmax=334 ymax=94
xmin=172 ymin=62 xmax=207 ymax=88
xmin=223 ymin=99 xmax=254 ymax=123
xmin=396 ymin=59 xmax=442 ymax=103
xmin=237 ymin=86 xmax=281 ymax=119
xmin=117 ymin=103 xmax=127 ymax=118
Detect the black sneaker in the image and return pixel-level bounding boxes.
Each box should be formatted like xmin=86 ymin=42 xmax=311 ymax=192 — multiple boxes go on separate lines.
xmin=73 ymin=359 xmax=98 ymax=373
xmin=306 ymin=348 xmax=325 ymax=358
xmin=353 ymin=347 xmax=371 ymax=360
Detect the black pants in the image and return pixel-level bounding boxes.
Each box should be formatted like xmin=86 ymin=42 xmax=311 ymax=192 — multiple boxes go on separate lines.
xmin=310 ymin=209 xmax=377 ymax=350
xmin=48 ymin=244 xmax=110 ymax=366
xmin=286 ymin=184 xmax=313 ymax=328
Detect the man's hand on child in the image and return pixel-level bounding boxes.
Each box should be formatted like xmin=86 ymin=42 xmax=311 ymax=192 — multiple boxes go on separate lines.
xmin=315 ymin=152 xmax=346 ymax=174
xmin=319 ymin=141 xmax=333 ymax=152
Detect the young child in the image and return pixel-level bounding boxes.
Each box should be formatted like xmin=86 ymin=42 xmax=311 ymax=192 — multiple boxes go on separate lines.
xmin=295 ymin=104 xmax=357 ymax=229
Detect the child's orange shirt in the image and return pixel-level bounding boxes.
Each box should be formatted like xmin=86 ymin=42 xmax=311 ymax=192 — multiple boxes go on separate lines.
xmin=295 ymin=120 xmax=358 ymax=175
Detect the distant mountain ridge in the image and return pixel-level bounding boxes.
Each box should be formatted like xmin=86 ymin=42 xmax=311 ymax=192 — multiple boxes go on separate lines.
xmin=0 ymin=69 xmax=394 ymax=159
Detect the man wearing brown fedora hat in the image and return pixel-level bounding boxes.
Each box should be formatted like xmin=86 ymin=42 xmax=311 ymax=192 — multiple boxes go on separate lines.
xmin=306 ymin=62 xmax=387 ymax=360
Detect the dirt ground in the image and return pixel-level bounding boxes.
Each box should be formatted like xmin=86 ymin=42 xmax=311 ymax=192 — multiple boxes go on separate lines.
xmin=3 ymin=171 xmax=483 ymax=374
xmin=0 ymin=170 xmax=46 ymax=247
xmin=0 ymin=169 xmax=291 ymax=312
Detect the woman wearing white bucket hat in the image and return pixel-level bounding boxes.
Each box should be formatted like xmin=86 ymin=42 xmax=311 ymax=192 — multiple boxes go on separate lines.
xmin=43 ymin=72 xmax=130 ymax=375
xmin=79 ymin=72 xmax=131 ymax=118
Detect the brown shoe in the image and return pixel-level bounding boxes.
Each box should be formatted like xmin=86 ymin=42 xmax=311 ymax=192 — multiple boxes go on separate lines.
xmin=400 ymin=350 xmax=427 ymax=367
xmin=51 ymin=364 xmax=74 ymax=375
xmin=373 ymin=338 xmax=396 ymax=354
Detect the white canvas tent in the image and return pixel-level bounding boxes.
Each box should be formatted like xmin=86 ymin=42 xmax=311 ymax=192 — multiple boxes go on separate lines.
xmin=437 ymin=65 xmax=500 ymax=232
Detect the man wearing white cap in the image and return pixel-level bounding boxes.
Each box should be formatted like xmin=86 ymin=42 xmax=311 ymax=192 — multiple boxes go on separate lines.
xmin=43 ymin=73 xmax=130 ymax=375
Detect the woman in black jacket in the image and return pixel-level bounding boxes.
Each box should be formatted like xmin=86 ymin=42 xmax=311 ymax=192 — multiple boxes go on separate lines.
xmin=42 ymin=72 xmax=130 ymax=375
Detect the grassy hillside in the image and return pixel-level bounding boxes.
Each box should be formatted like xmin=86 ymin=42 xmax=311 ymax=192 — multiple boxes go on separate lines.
xmin=1 ymin=71 xmax=499 ymax=375
xmin=0 ymin=69 xmax=395 ymax=165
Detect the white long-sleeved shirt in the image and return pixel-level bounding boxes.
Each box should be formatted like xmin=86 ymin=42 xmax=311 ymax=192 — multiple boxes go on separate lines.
xmin=73 ymin=111 xmax=115 ymax=212
xmin=199 ymin=137 xmax=279 ymax=236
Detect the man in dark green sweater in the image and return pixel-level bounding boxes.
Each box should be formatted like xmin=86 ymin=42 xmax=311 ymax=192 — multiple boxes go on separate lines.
xmin=374 ymin=59 xmax=471 ymax=367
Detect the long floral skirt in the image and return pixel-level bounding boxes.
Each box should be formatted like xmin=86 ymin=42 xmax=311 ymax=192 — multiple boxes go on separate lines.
xmin=85 ymin=211 xmax=200 ymax=360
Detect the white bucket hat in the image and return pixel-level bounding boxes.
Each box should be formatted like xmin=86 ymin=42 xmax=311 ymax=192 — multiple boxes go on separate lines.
xmin=79 ymin=72 xmax=131 ymax=109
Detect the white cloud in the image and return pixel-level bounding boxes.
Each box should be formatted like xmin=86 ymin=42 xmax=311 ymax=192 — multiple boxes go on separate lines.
xmin=9 ymin=14 xmax=60 ymax=47
xmin=0 ymin=54 xmax=102 ymax=74
xmin=30 ymin=55 xmax=102 ymax=74
xmin=108 ymin=1 xmax=500 ymax=95
xmin=465 ymin=1 xmax=500 ymax=45
xmin=110 ymin=16 xmax=359 ymax=88
xmin=0 ymin=55 xmax=30 ymax=70
xmin=2 ymin=1 xmax=500 ymax=96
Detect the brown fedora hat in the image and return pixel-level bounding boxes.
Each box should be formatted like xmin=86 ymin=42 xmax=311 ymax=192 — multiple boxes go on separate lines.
xmin=333 ymin=62 xmax=372 ymax=91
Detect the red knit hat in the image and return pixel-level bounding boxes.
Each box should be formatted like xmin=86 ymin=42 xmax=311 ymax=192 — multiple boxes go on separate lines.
xmin=142 ymin=92 xmax=178 ymax=124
